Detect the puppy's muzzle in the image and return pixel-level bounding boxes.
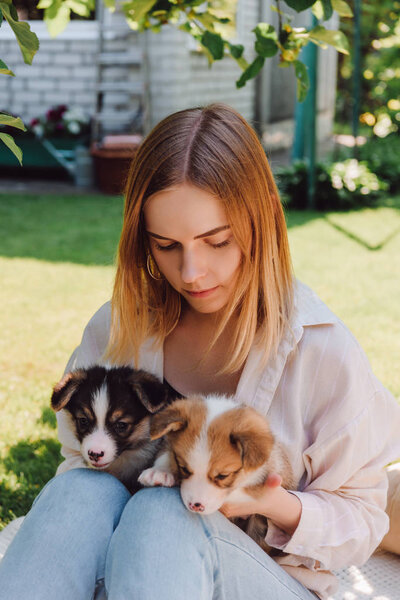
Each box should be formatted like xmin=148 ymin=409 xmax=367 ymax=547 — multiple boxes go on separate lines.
xmin=88 ymin=450 xmax=105 ymax=463
xmin=188 ymin=502 xmax=205 ymax=513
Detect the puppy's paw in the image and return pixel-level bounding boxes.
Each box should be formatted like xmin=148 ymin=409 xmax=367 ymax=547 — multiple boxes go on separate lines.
xmin=138 ymin=468 xmax=176 ymax=488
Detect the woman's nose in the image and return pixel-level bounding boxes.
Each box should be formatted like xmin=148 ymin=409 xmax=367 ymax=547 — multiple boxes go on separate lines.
xmin=180 ymin=249 xmax=207 ymax=283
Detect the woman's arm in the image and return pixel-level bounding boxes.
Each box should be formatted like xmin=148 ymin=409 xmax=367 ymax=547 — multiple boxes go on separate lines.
xmin=220 ymin=473 xmax=302 ymax=536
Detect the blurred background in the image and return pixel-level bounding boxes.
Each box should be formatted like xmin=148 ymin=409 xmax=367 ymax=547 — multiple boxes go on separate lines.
xmin=0 ymin=0 xmax=399 ymax=528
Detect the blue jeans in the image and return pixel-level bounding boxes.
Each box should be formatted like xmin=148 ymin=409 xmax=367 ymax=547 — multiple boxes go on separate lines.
xmin=0 ymin=469 xmax=317 ymax=599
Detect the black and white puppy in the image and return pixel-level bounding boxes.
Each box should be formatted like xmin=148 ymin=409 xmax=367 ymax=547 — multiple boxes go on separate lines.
xmin=51 ymin=366 xmax=176 ymax=493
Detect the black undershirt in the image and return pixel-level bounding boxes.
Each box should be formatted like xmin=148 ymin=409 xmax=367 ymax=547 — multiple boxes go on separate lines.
xmin=163 ymin=378 xmax=184 ymax=400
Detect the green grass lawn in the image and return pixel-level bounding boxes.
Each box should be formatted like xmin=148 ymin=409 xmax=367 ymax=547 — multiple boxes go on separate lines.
xmin=0 ymin=192 xmax=399 ymax=529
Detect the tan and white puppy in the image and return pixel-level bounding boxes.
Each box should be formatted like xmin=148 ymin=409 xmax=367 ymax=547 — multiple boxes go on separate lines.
xmin=138 ymin=395 xmax=296 ymax=551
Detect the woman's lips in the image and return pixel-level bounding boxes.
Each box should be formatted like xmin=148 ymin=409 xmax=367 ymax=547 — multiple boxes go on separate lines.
xmin=185 ymin=286 xmax=219 ymax=298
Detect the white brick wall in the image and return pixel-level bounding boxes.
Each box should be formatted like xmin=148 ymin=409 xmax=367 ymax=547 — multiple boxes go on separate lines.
xmin=0 ymin=22 xmax=99 ymax=123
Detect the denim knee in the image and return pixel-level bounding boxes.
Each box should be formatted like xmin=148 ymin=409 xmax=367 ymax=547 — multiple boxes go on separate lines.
xmin=123 ymin=486 xmax=185 ymax=520
xmin=118 ymin=486 xmax=207 ymax=544
xmin=33 ymin=468 xmax=131 ymax=527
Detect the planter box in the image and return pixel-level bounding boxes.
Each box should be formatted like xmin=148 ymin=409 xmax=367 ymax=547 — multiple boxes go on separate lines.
xmin=90 ymin=135 xmax=142 ymax=195
xmin=0 ymin=135 xmax=83 ymax=170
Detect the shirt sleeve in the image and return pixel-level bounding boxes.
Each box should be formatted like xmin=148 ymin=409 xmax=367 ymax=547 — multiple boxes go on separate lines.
xmin=55 ymin=302 xmax=112 ymax=475
xmin=266 ymin=326 xmax=400 ymax=572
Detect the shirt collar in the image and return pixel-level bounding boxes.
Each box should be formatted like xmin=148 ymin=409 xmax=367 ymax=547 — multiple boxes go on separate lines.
xmin=291 ymin=279 xmax=337 ymax=329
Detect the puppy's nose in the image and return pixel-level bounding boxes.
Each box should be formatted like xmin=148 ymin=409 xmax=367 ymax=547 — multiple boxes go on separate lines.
xmin=189 ymin=502 xmax=205 ymax=513
xmin=88 ymin=450 xmax=105 ymax=463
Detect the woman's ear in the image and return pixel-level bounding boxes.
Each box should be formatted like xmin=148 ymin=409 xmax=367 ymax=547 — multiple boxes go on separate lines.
xmin=51 ymin=370 xmax=87 ymax=412
xmin=149 ymin=401 xmax=189 ymax=440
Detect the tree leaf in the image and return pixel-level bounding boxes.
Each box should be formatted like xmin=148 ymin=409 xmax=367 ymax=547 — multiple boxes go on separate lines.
xmin=294 ymin=60 xmax=309 ymax=102
xmin=0 ymin=3 xmax=39 ymax=64
xmin=320 ymin=0 xmax=333 ymax=20
xmin=236 ymin=55 xmax=265 ymax=88
xmin=201 ymin=30 xmax=224 ymax=60
xmin=309 ymin=25 xmax=349 ymax=54
xmin=0 ymin=59 xmax=15 ymax=76
xmin=122 ymin=0 xmax=158 ymax=23
xmin=44 ymin=3 xmax=71 ymax=37
xmin=284 ymin=0 xmax=316 ymax=12
xmin=65 ymin=0 xmax=91 ymax=17
xmin=331 ymin=0 xmax=353 ymax=17
xmin=253 ymin=23 xmax=278 ymax=58
xmin=0 ymin=132 xmax=23 ymax=165
xmin=312 ymin=1 xmax=324 ymax=20
xmin=0 ymin=114 xmax=26 ymax=131
xmin=228 ymin=42 xmax=244 ymax=59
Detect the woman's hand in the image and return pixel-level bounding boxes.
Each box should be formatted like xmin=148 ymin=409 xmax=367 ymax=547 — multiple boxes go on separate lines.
xmin=220 ymin=473 xmax=282 ymax=519
xmin=220 ymin=473 xmax=302 ymax=536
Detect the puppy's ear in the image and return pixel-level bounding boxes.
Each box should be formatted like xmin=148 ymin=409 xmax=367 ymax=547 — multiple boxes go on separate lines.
xmin=229 ymin=408 xmax=274 ymax=469
xmin=149 ymin=401 xmax=189 ymax=440
xmin=128 ymin=370 xmax=176 ymax=414
xmin=51 ymin=370 xmax=87 ymax=412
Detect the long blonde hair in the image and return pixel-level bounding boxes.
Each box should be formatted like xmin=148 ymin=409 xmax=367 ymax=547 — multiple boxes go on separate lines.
xmin=106 ymin=103 xmax=294 ymax=373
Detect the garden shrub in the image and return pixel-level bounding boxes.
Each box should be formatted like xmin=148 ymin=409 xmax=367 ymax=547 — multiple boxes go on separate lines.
xmin=276 ymin=159 xmax=388 ymax=211
xmin=357 ymin=134 xmax=400 ymax=193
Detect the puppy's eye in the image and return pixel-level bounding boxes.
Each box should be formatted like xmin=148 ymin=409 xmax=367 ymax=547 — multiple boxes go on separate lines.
xmin=114 ymin=421 xmax=129 ymax=434
xmin=78 ymin=417 xmax=89 ymax=428
xmin=215 ymin=473 xmax=229 ymax=481
xmin=179 ymin=465 xmax=192 ymax=477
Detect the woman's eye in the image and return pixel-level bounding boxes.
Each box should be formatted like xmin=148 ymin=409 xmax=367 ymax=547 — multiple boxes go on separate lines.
xmin=114 ymin=421 xmax=129 ymax=434
xmin=211 ymin=239 xmax=231 ymax=249
xmin=154 ymin=242 xmax=178 ymax=251
xmin=215 ymin=473 xmax=229 ymax=481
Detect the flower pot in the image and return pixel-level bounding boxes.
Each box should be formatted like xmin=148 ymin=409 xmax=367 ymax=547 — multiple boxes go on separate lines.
xmin=90 ymin=135 xmax=142 ymax=195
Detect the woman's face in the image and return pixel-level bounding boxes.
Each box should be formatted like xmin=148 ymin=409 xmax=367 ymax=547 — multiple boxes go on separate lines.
xmin=143 ymin=183 xmax=243 ymax=314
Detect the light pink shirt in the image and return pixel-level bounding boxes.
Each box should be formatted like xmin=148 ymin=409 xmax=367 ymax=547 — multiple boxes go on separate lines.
xmin=56 ymin=281 xmax=400 ymax=598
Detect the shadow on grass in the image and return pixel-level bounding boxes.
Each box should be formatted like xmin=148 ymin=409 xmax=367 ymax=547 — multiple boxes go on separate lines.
xmin=0 ymin=194 xmax=123 ymax=266
xmin=0 ymin=438 xmax=62 ymax=526
xmin=324 ymin=217 xmax=400 ymax=251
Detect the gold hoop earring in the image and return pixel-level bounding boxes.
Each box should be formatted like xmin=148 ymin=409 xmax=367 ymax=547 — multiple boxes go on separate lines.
xmin=146 ymin=254 xmax=163 ymax=281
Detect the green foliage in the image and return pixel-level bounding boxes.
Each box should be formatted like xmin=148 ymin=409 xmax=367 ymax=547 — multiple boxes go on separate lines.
xmin=13 ymin=0 xmax=350 ymax=101
xmin=0 ymin=58 xmax=15 ymax=76
xmin=277 ymin=158 xmax=387 ymax=211
xmin=357 ymin=134 xmax=400 ymax=193
xmin=36 ymin=0 xmax=95 ymax=36
xmin=119 ymin=0 xmax=352 ymax=99
xmin=0 ymin=2 xmax=39 ymax=162
xmin=0 ymin=1 xmax=39 ymax=63
xmin=336 ymin=0 xmax=400 ymax=137
xmin=0 ymin=114 xmax=26 ymax=165
xmin=285 ymin=0 xmax=315 ymax=11
xmin=0 ymin=132 xmax=23 ymax=164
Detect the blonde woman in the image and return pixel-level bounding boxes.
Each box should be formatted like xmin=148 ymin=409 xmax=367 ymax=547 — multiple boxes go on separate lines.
xmin=1 ymin=104 xmax=399 ymax=600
